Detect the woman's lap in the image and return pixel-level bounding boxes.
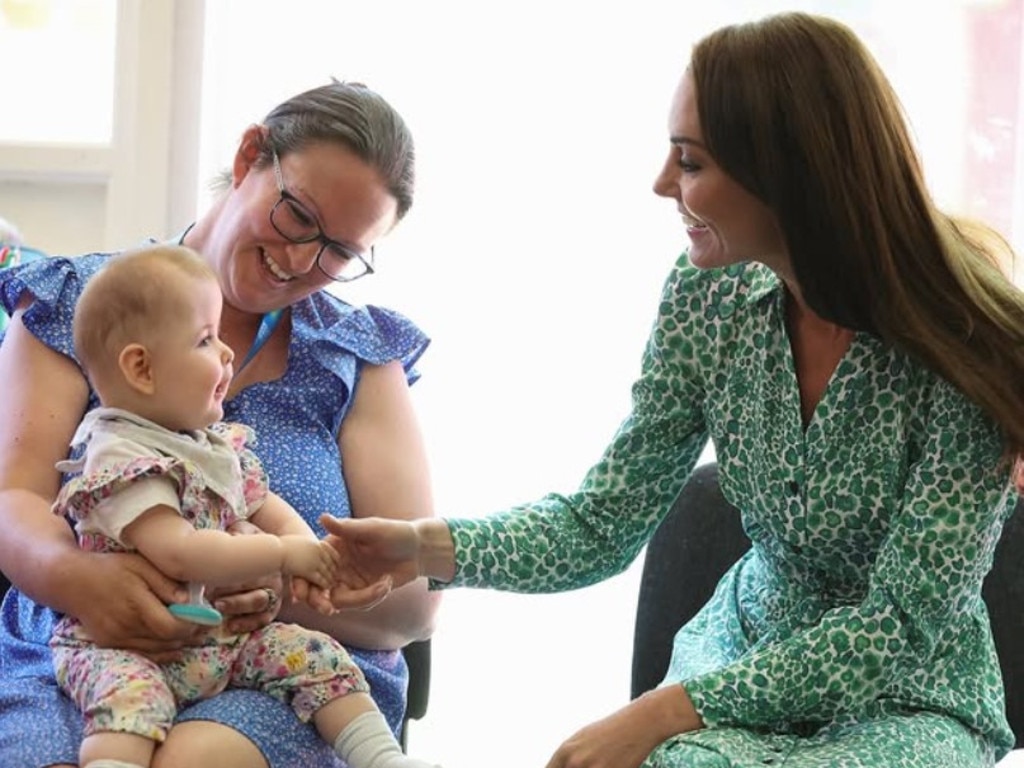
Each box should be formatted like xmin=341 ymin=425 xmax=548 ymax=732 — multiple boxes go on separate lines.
xmin=1 ymin=592 xmax=405 ymax=767
xmin=0 ymin=675 xmax=342 ymax=768
xmin=0 ymin=675 xmax=81 ymax=768
xmin=178 ymin=689 xmax=343 ymax=767
xmin=646 ymin=710 xmax=996 ymax=768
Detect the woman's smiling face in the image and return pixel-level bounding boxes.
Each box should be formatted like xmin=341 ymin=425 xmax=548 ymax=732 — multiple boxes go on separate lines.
xmin=652 ymin=70 xmax=789 ymax=276
xmin=212 ymin=130 xmax=398 ymax=315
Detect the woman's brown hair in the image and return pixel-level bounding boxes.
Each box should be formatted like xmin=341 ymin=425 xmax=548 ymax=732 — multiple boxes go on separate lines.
xmin=691 ymin=11 xmax=1024 ymax=459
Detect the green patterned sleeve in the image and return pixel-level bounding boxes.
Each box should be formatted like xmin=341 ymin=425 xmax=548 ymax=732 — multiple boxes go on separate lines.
xmin=441 ymin=254 xmax=712 ymax=593
xmin=685 ymin=375 xmax=1016 ymax=730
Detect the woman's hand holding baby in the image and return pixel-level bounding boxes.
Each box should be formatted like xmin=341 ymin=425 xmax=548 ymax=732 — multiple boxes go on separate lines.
xmin=79 ymin=551 xmax=202 ymax=660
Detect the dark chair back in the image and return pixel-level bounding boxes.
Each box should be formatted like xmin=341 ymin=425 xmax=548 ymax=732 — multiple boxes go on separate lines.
xmin=400 ymin=638 xmax=431 ymax=750
xmin=631 ymin=462 xmax=1024 ymax=748
xmin=631 ymin=463 xmax=748 ymax=699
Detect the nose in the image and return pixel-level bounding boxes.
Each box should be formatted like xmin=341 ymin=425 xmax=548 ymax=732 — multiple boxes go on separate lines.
xmin=282 ymin=240 xmax=321 ymax=275
xmin=219 ymin=338 xmax=235 ymax=364
xmin=652 ymin=152 xmax=680 ymax=200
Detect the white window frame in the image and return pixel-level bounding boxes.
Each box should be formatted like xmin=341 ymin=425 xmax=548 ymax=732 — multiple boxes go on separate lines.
xmin=0 ymin=0 xmax=205 ymax=251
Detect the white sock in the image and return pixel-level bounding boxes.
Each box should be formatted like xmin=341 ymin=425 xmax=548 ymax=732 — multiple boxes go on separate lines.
xmin=333 ymin=710 xmax=442 ymax=768
xmin=84 ymin=761 xmax=147 ymax=768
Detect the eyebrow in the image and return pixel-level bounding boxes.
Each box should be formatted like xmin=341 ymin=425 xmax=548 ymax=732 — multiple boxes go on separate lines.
xmin=282 ymin=179 xmax=364 ymax=253
xmin=279 ymin=173 xmax=325 ymax=227
xmin=670 ymin=136 xmax=707 ymax=149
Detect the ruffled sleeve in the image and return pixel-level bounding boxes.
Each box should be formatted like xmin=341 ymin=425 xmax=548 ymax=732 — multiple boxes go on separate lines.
xmin=296 ymin=291 xmax=430 ymax=386
xmin=0 ymin=253 xmax=108 ymax=361
xmin=56 ymin=458 xmax=188 ymax=523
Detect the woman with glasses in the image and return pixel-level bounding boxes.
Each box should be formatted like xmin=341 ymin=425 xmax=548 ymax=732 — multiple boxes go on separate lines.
xmin=0 ymin=81 xmax=439 ymax=768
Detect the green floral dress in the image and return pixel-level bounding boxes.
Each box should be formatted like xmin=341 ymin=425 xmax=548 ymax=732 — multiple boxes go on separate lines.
xmin=442 ymin=254 xmax=1018 ymax=767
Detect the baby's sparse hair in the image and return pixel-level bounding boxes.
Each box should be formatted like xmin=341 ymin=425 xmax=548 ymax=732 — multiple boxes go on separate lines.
xmin=74 ymin=245 xmax=217 ymax=384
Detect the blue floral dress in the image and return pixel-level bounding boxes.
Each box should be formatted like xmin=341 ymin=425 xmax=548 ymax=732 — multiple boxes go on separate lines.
xmin=0 ymin=251 xmax=429 ymax=768
xmin=442 ymin=254 xmax=1017 ymax=767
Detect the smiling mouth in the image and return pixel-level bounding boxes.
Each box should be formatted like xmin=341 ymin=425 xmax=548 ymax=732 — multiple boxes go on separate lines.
xmin=678 ymin=207 xmax=708 ymax=230
xmin=260 ymin=248 xmax=296 ymax=282
xmin=214 ymin=372 xmax=231 ymax=401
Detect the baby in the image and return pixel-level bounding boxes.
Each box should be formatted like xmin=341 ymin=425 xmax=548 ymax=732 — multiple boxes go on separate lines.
xmin=49 ymin=244 xmax=439 ymax=768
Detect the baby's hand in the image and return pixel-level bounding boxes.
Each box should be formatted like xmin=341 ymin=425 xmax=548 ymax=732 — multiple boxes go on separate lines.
xmin=290 ymin=577 xmax=337 ymax=615
xmin=280 ymin=535 xmax=341 ymax=589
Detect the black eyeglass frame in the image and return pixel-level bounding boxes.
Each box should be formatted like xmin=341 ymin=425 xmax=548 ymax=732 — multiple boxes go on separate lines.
xmin=269 ymin=148 xmax=375 ymax=282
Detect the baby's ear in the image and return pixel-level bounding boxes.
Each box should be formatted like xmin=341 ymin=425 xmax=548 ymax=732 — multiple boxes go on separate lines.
xmin=118 ymin=343 xmax=155 ymax=395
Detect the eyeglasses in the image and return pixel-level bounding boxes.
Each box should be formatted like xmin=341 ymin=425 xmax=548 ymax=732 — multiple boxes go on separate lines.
xmin=269 ymin=148 xmax=375 ymax=282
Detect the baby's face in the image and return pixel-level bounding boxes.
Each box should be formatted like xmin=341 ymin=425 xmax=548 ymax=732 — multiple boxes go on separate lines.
xmin=146 ymin=276 xmax=235 ymax=431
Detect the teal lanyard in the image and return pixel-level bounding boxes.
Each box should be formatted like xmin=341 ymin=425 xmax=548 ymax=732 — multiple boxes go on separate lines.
xmin=238 ymin=309 xmax=283 ymax=372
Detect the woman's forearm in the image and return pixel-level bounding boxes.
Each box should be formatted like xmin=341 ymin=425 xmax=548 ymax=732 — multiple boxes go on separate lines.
xmin=0 ymin=488 xmax=90 ymax=612
xmin=0 ymin=311 xmax=94 ymax=613
xmin=414 ymin=517 xmax=457 ymax=583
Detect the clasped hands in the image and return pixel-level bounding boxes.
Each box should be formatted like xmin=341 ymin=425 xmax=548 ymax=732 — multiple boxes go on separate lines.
xmin=283 ymin=516 xmax=703 ymax=768
xmin=305 ymin=515 xmax=705 ymax=768
xmin=264 ymin=513 xmax=426 ymax=618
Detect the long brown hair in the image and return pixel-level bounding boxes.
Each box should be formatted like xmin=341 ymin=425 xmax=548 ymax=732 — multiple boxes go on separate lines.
xmin=690 ymin=12 xmax=1024 ymax=459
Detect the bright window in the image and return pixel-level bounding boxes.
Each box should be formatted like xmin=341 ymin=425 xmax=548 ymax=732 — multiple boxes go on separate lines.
xmin=0 ymin=0 xmax=117 ymax=144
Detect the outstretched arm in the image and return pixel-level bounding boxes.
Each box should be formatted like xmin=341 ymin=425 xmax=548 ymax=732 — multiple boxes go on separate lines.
xmin=121 ymin=503 xmax=339 ymax=589
xmin=320 ymin=514 xmax=455 ymax=593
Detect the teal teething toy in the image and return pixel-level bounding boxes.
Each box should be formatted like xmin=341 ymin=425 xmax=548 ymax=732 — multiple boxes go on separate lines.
xmin=168 ymin=582 xmax=222 ymax=626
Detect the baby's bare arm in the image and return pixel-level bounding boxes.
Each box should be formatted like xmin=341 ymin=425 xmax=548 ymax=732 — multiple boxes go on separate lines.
xmin=248 ymin=491 xmax=316 ymax=537
xmin=122 ymin=504 xmax=292 ymax=586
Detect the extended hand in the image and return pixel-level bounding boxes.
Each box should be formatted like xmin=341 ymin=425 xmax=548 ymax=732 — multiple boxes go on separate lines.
xmin=318 ymin=514 xmax=423 ymax=610
xmin=290 ymin=576 xmax=337 ymax=615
